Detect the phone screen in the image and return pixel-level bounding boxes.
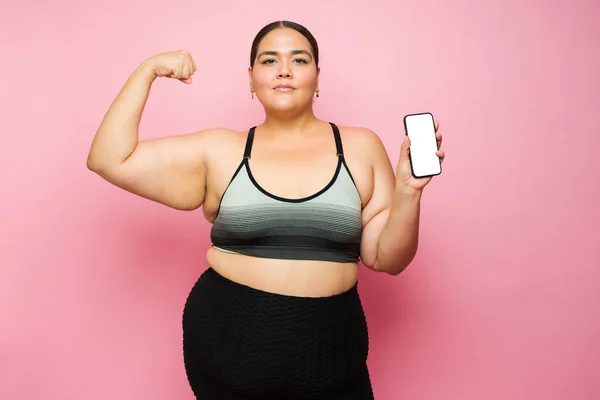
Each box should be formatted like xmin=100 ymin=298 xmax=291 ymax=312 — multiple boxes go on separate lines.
xmin=404 ymin=113 xmax=441 ymax=178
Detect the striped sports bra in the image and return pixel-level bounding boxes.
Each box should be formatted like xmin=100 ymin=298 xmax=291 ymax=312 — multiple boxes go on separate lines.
xmin=210 ymin=122 xmax=362 ymax=263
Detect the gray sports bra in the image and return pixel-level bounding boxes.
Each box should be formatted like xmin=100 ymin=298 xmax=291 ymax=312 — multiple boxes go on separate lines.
xmin=210 ymin=122 xmax=362 ymax=263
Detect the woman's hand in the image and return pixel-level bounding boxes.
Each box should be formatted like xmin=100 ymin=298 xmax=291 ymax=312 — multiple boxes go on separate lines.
xmin=145 ymin=50 xmax=198 ymax=84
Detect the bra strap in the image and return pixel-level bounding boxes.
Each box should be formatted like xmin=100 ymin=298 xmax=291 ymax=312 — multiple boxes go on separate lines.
xmin=246 ymin=124 xmax=343 ymax=159
xmin=244 ymin=127 xmax=256 ymax=159
xmin=330 ymin=122 xmax=344 ymax=157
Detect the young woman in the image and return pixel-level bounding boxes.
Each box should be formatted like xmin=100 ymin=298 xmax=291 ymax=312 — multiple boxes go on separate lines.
xmin=87 ymin=20 xmax=444 ymax=400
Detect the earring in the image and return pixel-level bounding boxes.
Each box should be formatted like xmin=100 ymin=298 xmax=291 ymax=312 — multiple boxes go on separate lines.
xmin=251 ymin=89 xmax=254 ymax=99
xmin=316 ymin=89 xmax=320 ymax=98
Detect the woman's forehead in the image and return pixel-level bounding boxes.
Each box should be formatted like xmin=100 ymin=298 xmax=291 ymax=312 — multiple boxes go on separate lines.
xmin=257 ymin=28 xmax=313 ymax=54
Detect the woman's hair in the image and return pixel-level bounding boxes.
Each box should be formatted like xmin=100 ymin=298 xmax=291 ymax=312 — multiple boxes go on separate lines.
xmin=250 ymin=21 xmax=320 ymax=68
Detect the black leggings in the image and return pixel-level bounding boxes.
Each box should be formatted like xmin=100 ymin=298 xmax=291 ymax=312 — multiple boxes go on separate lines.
xmin=182 ymin=267 xmax=374 ymax=399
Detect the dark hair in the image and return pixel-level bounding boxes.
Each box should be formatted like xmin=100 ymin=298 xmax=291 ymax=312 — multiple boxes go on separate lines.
xmin=250 ymin=21 xmax=319 ymax=68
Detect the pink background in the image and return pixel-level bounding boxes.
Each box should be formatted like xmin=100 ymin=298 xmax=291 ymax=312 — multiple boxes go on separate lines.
xmin=1 ymin=0 xmax=599 ymax=399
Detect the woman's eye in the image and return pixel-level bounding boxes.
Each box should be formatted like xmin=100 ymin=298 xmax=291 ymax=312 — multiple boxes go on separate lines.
xmin=261 ymin=58 xmax=308 ymax=65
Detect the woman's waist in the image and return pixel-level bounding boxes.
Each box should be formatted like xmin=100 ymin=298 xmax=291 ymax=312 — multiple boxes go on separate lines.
xmin=206 ymin=246 xmax=359 ymax=298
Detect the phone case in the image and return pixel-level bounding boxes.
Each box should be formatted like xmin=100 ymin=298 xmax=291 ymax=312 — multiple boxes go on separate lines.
xmin=403 ymin=112 xmax=442 ymax=179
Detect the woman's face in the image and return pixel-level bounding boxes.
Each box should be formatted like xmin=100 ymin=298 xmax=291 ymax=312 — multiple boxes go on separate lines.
xmin=249 ymin=27 xmax=319 ymax=113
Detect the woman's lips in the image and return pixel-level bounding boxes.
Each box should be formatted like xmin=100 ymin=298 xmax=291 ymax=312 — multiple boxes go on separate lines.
xmin=273 ymin=85 xmax=295 ymax=92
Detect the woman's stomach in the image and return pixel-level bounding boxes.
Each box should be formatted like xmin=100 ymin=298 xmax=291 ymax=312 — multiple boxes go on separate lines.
xmin=205 ymin=246 xmax=359 ymax=297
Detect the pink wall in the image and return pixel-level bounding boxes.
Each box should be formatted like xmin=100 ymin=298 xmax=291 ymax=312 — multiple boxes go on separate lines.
xmin=1 ymin=0 xmax=599 ymax=398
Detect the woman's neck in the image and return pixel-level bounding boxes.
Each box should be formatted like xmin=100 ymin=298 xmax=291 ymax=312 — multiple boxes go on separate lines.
xmin=260 ymin=108 xmax=320 ymax=135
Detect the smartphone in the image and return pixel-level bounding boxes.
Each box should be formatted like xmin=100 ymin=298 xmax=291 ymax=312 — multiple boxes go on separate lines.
xmin=403 ymin=112 xmax=441 ymax=178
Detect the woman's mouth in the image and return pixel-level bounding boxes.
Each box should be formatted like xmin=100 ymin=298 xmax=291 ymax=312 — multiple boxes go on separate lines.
xmin=273 ymin=85 xmax=295 ymax=92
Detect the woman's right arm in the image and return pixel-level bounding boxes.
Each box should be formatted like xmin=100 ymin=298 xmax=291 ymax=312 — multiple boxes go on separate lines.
xmin=86 ymin=51 xmax=217 ymax=211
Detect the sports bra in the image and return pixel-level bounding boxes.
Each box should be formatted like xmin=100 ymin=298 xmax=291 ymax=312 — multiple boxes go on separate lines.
xmin=210 ymin=122 xmax=363 ymax=263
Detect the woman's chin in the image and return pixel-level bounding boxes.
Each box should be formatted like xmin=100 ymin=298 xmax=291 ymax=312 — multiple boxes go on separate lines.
xmin=263 ymin=99 xmax=311 ymax=113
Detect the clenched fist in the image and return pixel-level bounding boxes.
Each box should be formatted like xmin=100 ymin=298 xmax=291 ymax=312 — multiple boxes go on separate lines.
xmin=147 ymin=50 xmax=197 ymax=84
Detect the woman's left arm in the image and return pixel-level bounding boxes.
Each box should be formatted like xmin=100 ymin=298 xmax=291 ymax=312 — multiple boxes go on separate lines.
xmin=360 ymin=121 xmax=444 ymax=275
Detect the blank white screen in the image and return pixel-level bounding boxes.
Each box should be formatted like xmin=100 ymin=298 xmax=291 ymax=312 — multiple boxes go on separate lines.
xmin=405 ymin=113 xmax=441 ymax=177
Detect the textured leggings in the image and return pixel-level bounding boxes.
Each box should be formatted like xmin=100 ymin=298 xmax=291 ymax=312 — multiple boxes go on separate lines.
xmin=182 ymin=267 xmax=374 ymax=399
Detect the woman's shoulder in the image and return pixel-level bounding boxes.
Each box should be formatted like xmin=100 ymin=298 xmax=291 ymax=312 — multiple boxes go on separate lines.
xmin=335 ymin=124 xmax=389 ymax=157
xmin=185 ymin=126 xmax=247 ymax=142
xmin=184 ymin=127 xmax=250 ymax=166
xmin=181 ymin=126 xmax=250 ymax=152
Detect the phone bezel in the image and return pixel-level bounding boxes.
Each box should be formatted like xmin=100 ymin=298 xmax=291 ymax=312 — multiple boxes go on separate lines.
xmin=403 ymin=112 xmax=442 ymax=179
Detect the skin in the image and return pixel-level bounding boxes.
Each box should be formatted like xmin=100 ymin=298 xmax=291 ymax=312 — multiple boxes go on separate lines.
xmin=86 ymin=27 xmax=445 ymax=297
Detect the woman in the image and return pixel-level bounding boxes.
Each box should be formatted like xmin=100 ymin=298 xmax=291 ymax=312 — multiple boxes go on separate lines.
xmin=87 ymin=20 xmax=444 ymax=400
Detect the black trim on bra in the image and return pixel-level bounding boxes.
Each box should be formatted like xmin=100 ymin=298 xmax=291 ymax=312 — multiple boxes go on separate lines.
xmin=330 ymin=122 xmax=345 ymax=157
xmin=244 ymin=126 xmax=256 ymax=159
xmin=214 ymin=122 xmax=357 ymax=214
xmin=241 ymin=122 xmax=347 ymax=203
xmin=331 ymin=123 xmax=360 ymax=202
xmin=212 ymin=159 xmax=245 ymax=220
xmin=212 ymin=127 xmax=257 ymax=220
xmin=244 ymin=123 xmax=342 ymax=158
xmin=330 ymin=123 xmax=357 ymax=187
xmin=211 ymin=234 xmax=360 ymax=255
xmin=244 ymin=157 xmax=342 ymax=203
xmin=341 ymin=160 xmax=357 ymax=187
xmin=212 ymin=246 xmax=360 ymax=263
